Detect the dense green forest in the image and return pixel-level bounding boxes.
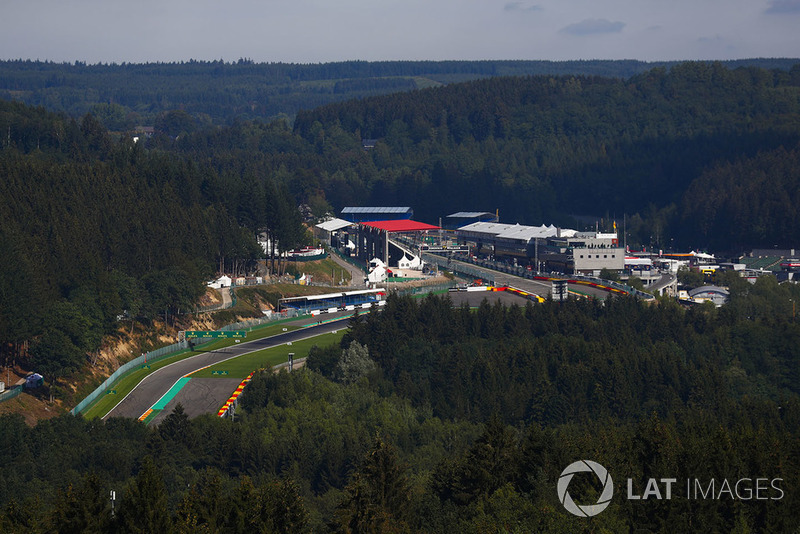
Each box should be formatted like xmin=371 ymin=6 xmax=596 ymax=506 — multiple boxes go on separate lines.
xmin=151 ymin=61 xmax=800 ymax=252
xmin=5 ymin=60 xmax=800 ymax=257
xmin=1 ymin=58 xmax=798 ymax=127
xmin=107 ymin=61 xmax=800 ymax=254
xmin=290 ymin=61 xmax=800 ymax=252
xmin=0 ymin=101 xmax=306 ymax=384
xmin=1 ymin=287 xmax=798 ymax=532
xmin=3 ymin=57 xmax=800 ymax=532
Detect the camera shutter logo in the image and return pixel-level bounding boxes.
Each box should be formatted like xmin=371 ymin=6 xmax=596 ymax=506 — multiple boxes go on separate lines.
xmin=558 ymin=460 xmax=614 ymax=517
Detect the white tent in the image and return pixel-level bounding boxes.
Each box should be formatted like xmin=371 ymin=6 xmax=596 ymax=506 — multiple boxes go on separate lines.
xmin=398 ymin=253 xmax=423 ymax=270
xmin=367 ymin=265 xmax=387 ymax=283
xmin=692 ymin=251 xmax=716 ymax=260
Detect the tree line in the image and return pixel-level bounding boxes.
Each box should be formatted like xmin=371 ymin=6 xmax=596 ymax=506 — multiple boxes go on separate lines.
xmin=1 ymin=287 xmax=799 ymax=531
xmin=142 ymin=61 xmax=800 ymax=252
xmin=1 ymin=58 xmax=798 ymax=128
xmin=8 ymin=61 xmax=800 ymax=254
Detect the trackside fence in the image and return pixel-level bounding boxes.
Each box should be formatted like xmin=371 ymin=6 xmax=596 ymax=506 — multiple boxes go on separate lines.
xmin=0 ymin=385 xmax=24 ymax=404
xmin=332 ymin=247 xmax=369 ymax=273
xmin=70 ymin=340 xmax=191 ymax=416
xmin=421 ymin=253 xmax=496 ymax=285
xmin=70 ymin=308 xmax=300 ymax=416
xmin=425 ymin=253 xmax=655 ymax=300
xmin=396 ymin=281 xmax=457 ymax=296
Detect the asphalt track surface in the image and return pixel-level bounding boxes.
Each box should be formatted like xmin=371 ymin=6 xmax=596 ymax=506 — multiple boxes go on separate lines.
xmin=446 ymin=290 xmax=534 ymax=308
xmin=444 ymin=257 xmax=611 ymax=300
xmin=103 ymin=316 xmax=351 ymax=423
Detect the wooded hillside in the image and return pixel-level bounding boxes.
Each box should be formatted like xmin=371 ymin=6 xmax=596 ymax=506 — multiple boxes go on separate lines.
xmin=4 ymin=61 xmax=800 ymax=389
xmin=1 ymin=58 xmax=797 ymax=126
xmin=1 ymin=291 xmax=798 ymax=532
xmin=2 ymin=60 xmax=800 ymax=531
xmin=0 ymin=101 xmax=304 ymax=385
xmin=291 ymin=62 xmax=800 ymax=251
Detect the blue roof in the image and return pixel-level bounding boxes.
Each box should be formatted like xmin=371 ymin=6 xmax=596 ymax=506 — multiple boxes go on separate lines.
xmin=341 ymin=207 xmax=412 ymax=214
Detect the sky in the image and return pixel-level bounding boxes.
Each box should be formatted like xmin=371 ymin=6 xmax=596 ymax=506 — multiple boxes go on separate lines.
xmin=1 ymin=0 xmax=799 ymax=64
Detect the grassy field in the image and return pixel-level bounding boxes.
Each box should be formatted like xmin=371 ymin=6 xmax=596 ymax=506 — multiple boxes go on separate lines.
xmin=234 ymin=282 xmax=350 ymax=311
xmin=81 ymin=321 xmax=307 ymax=420
xmin=191 ymin=329 xmax=346 ymax=378
xmin=284 ymin=257 xmax=352 ymax=286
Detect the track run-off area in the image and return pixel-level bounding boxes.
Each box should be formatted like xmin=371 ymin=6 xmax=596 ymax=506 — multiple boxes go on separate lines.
xmin=95 ymin=314 xmax=351 ymax=425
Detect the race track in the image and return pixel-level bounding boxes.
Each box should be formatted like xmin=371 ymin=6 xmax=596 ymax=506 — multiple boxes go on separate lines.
xmin=103 ymin=318 xmax=349 ymax=423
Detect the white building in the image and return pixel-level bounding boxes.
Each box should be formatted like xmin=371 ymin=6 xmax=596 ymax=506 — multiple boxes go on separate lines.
xmin=573 ymin=247 xmax=625 ymax=276
xmin=207 ymin=275 xmax=232 ymax=289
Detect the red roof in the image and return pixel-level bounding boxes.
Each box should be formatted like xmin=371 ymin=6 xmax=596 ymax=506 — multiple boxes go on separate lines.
xmin=360 ymin=220 xmax=439 ymax=232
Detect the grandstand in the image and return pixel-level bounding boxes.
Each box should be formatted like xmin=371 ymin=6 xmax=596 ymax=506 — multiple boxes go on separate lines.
xmin=341 ymin=207 xmax=413 ymax=223
xmin=278 ymin=289 xmax=386 ymax=315
xmin=739 ymin=256 xmax=783 ymax=271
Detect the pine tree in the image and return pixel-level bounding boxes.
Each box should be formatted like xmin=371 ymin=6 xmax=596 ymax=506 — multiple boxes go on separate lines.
xmin=116 ymin=456 xmax=172 ymax=534
xmin=49 ymin=473 xmax=112 ymax=534
xmin=335 ymin=436 xmax=410 ymax=533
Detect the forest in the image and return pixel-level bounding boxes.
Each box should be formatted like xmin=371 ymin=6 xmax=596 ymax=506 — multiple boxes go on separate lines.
xmin=2 ymin=60 xmax=800 ymax=531
xmin=1 ymin=287 xmax=799 ymax=532
xmin=126 ymin=61 xmax=800 ymax=253
xmin=0 ymin=100 xmax=306 ymax=385
xmin=1 ymin=58 xmax=798 ymax=127
xmin=290 ymin=61 xmax=800 ymax=252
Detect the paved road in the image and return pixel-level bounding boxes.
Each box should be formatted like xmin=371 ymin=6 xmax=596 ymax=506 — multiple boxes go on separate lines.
xmin=445 ymin=258 xmax=612 ymax=299
xmin=447 ymin=290 xmax=534 ymax=307
xmin=492 ymin=271 xmax=553 ymax=297
xmin=649 ymin=273 xmax=678 ymax=295
xmin=103 ymin=317 xmax=350 ymax=422
xmin=328 ymin=250 xmax=367 ymax=289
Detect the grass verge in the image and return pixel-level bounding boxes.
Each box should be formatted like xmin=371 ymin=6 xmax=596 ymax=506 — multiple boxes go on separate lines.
xmin=191 ymin=329 xmax=346 ymax=378
xmin=81 ymin=320 xmax=306 ymax=420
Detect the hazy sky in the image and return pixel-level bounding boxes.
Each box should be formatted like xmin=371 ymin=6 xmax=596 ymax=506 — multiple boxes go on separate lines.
xmin=1 ymin=0 xmax=799 ymax=64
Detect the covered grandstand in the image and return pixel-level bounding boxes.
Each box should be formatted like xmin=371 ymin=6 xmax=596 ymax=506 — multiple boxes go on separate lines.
xmin=739 ymin=256 xmax=783 ymax=272
xmin=443 ymin=212 xmax=498 ymax=229
xmin=278 ymin=289 xmax=386 ymax=315
xmin=354 ymin=219 xmax=440 ymax=266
